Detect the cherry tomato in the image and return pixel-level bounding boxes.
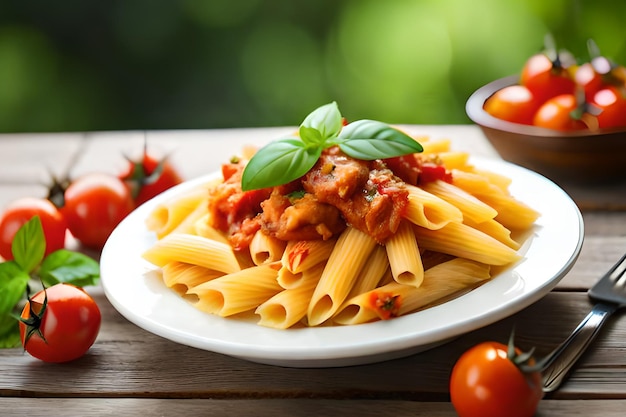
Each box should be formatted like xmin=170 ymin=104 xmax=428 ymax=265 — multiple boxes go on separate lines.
xmin=62 ymin=173 xmax=135 ymax=249
xmin=450 ymin=341 xmax=543 ymax=417
xmin=520 ymin=53 xmax=576 ymax=104
xmin=0 ymin=197 xmax=67 ymax=260
xmin=532 ymin=93 xmax=588 ymax=131
xmin=590 ymin=86 xmax=626 ymax=129
xmin=119 ymin=148 xmax=183 ymax=206
xmin=19 ymin=283 xmax=101 ymax=363
xmin=574 ymin=62 xmax=604 ymax=101
xmin=483 ymin=85 xmax=540 ymax=125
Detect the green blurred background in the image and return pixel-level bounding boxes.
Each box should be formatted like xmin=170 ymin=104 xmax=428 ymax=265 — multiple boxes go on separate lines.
xmin=1 ymin=0 xmax=624 ymax=133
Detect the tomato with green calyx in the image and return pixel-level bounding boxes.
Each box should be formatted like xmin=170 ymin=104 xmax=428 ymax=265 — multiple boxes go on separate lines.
xmin=62 ymin=173 xmax=135 ymax=249
xmin=586 ymin=38 xmax=626 ymax=90
xmin=0 ymin=198 xmax=67 ymax=261
xmin=19 ymin=283 xmax=101 ymax=363
xmin=119 ymin=145 xmax=183 ymax=206
xmin=520 ymin=35 xmax=576 ymax=104
xmin=450 ymin=333 xmax=543 ymax=417
xmin=483 ymin=85 xmax=540 ymax=125
xmin=521 ymin=52 xmax=576 ymax=104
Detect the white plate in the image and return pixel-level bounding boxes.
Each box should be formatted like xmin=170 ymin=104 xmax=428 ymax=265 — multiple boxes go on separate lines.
xmin=101 ymin=157 xmax=583 ymax=368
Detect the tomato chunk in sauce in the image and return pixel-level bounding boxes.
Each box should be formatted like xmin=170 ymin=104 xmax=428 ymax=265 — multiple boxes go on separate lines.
xmin=207 ymin=147 xmax=431 ymax=250
xmin=302 ymin=148 xmax=408 ymax=243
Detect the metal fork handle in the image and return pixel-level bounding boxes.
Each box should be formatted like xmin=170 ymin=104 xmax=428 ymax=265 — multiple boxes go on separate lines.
xmin=541 ymin=302 xmax=617 ymax=393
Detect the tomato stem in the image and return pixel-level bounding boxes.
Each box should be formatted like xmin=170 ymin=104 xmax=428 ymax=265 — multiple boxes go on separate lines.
xmin=507 ymin=327 xmax=542 ymax=373
xmin=19 ymin=285 xmax=49 ymax=346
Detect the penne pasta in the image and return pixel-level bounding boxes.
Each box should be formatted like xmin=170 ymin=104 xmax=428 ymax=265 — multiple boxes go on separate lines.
xmin=413 ymin=222 xmax=521 ymax=265
xmin=161 ymin=261 xmax=223 ymax=292
xmin=256 ymin=263 xmax=325 ymax=329
xmin=145 ymin=184 xmax=211 ymax=239
xmin=404 ymin=184 xmax=463 ymax=230
xmin=420 ymin=138 xmax=451 ymax=154
xmin=472 ymin=168 xmax=512 ymax=192
xmin=476 ymin=191 xmax=540 ymax=231
xmin=436 ymin=152 xmax=470 ymax=170
xmin=307 ymin=227 xmax=377 ymax=326
xmin=189 ymin=262 xmax=283 ymax=317
xmin=250 ymin=229 xmax=287 ymax=265
xmin=142 ymin=133 xmax=540 ymax=329
xmin=385 ymin=220 xmax=424 ymax=287
xmin=448 ymin=170 xmax=539 ymax=230
xmin=281 ymin=239 xmax=336 ymax=274
xmin=463 ymin=217 xmax=521 ymax=250
xmin=167 ymin=197 xmax=210 ymax=236
xmin=333 ymin=258 xmax=491 ymax=325
xmin=348 ymin=245 xmax=390 ymax=298
xmin=397 ymin=258 xmax=491 ymax=315
xmin=142 ymin=233 xmax=241 ymax=274
xmin=421 ymin=180 xmax=498 ymax=224
xmin=193 ymin=213 xmax=229 ymax=244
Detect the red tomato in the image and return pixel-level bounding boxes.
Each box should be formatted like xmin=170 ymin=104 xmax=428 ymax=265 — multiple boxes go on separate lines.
xmin=574 ymin=62 xmax=604 ymax=101
xmin=119 ymin=149 xmax=183 ymax=206
xmin=483 ymin=85 xmax=540 ymax=125
xmin=0 ymin=197 xmax=67 ymax=260
xmin=20 ymin=283 xmax=101 ymax=363
xmin=62 ymin=173 xmax=135 ymax=249
xmin=521 ymin=53 xmax=576 ymax=103
xmin=532 ymin=93 xmax=588 ymax=131
xmin=450 ymin=341 xmax=543 ymax=417
xmin=590 ymin=86 xmax=626 ymax=129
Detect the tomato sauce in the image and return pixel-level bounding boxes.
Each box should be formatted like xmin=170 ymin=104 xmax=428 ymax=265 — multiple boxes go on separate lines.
xmin=368 ymin=291 xmax=402 ymax=320
xmin=207 ymin=147 xmax=442 ymax=250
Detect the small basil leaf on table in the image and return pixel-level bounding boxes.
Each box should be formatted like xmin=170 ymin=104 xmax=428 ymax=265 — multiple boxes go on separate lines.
xmin=40 ymin=250 xmax=101 ymax=288
xmin=11 ymin=216 xmax=46 ymax=274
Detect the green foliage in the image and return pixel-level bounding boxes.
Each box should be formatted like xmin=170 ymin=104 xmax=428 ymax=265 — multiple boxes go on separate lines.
xmin=0 ymin=1 xmax=624 ymax=132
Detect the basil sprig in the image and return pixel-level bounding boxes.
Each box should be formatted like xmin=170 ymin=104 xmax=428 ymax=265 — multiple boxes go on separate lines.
xmin=241 ymin=102 xmax=423 ymax=191
xmin=0 ymin=216 xmax=100 ymax=347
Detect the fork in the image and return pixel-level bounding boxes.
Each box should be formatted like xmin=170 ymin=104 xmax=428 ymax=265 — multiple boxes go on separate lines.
xmin=538 ymin=251 xmax=626 ymax=393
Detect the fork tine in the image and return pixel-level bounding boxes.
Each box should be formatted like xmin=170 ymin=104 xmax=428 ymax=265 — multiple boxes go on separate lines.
xmin=589 ymin=252 xmax=626 ymax=305
xmin=609 ymin=253 xmax=626 ymax=287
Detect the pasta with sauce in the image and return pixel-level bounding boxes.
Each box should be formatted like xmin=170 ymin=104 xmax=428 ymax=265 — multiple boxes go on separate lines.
xmin=142 ymin=134 xmax=539 ymax=329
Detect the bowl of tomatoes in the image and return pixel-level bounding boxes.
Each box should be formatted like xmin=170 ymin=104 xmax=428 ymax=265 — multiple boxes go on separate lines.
xmin=466 ymin=43 xmax=626 ymax=184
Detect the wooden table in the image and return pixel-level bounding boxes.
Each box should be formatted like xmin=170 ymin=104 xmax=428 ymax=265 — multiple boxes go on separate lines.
xmin=1 ymin=126 xmax=626 ymax=416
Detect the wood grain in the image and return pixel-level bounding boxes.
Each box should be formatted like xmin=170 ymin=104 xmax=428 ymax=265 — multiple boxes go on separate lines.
xmin=2 ymin=127 xmax=626 ymax=416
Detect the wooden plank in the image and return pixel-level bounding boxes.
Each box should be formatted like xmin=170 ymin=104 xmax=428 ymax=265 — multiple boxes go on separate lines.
xmin=0 ymin=398 xmax=625 ymax=417
xmin=0 ymin=133 xmax=84 ymax=184
xmin=1 ymin=292 xmax=624 ymax=399
xmin=556 ymin=235 xmax=626 ymax=289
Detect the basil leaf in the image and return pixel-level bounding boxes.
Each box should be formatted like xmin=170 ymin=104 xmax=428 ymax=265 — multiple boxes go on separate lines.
xmin=0 ymin=314 xmax=21 ymax=348
xmin=242 ymin=138 xmax=322 ymax=191
xmin=12 ymin=216 xmax=45 ymax=273
xmin=0 ymin=261 xmax=30 ymax=315
xmin=338 ymin=119 xmax=423 ymax=160
xmin=39 ymin=249 xmax=100 ymax=288
xmin=298 ymin=126 xmax=324 ymax=147
xmin=301 ymin=101 xmax=343 ymax=140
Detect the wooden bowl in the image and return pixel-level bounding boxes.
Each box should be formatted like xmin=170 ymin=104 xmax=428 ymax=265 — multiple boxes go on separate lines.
xmin=466 ymin=75 xmax=626 ymax=184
